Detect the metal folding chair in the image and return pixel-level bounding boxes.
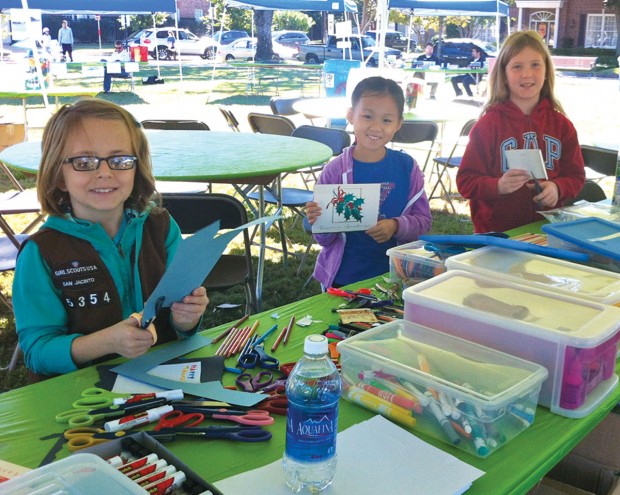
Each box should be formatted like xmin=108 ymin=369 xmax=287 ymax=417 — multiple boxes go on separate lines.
xmin=269 ymin=96 xmax=303 ymax=116
xmin=428 ymin=119 xmax=477 ymax=214
xmin=580 ymin=145 xmax=618 ymax=182
xmin=218 ymin=107 xmax=241 ymax=132
xmin=247 ymin=112 xmax=296 ymax=135
xmin=161 ymin=193 xmax=257 ymax=315
xmin=391 ymin=120 xmax=439 ymax=174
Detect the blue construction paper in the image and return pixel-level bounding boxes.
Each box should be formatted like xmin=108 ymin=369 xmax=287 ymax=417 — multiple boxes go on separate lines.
xmin=111 ymin=335 xmax=266 ymax=407
xmin=142 ymin=215 xmax=278 ymax=324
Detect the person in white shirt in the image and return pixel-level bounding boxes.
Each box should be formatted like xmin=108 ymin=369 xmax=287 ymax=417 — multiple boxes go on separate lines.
xmin=41 ymin=27 xmax=52 ymax=57
xmin=58 ymin=20 xmax=74 ymax=62
xmin=103 ymin=41 xmax=131 ymax=93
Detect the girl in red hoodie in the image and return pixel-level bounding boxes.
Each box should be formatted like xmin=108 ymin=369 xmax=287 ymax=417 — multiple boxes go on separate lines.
xmin=456 ymin=30 xmax=585 ymax=233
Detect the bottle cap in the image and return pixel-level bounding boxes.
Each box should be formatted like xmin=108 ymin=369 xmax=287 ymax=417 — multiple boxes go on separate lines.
xmin=304 ymin=334 xmax=328 ymax=355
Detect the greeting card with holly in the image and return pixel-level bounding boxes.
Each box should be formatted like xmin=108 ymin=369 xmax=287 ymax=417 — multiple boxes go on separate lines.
xmin=311 ymin=183 xmax=381 ymax=233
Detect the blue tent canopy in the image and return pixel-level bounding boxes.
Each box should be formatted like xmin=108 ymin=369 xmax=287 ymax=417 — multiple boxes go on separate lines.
xmin=225 ymin=0 xmax=357 ymax=13
xmin=0 ymin=0 xmax=176 ymax=13
xmin=388 ymin=0 xmax=509 ymax=17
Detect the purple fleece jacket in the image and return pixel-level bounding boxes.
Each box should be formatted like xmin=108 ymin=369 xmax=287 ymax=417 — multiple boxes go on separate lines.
xmin=312 ymin=145 xmax=432 ymax=288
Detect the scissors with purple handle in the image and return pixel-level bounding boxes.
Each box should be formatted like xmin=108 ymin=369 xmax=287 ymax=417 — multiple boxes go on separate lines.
xmin=150 ymin=425 xmax=272 ymax=442
xmin=235 ymin=370 xmax=275 ymax=392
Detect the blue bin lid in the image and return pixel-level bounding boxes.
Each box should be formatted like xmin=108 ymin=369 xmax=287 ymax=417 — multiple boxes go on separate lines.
xmin=542 ymin=218 xmax=620 ymax=260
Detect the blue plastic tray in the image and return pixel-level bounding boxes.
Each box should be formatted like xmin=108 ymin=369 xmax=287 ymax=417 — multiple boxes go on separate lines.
xmin=542 ymin=218 xmax=620 ymax=261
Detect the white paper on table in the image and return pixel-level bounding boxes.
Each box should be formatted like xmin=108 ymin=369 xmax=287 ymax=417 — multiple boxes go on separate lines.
xmin=312 ymin=183 xmax=381 ymax=233
xmin=215 ymin=415 xmax=485 ymax=495
xmin=505 ymin=149 xmax=548 ymax=179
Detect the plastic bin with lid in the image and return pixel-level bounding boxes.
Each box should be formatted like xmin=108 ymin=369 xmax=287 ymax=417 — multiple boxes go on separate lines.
xmin=0 ymin=453 xmax=146 ymax=494
xmin=542 ymin=217 xmax=620 ymax=272
xmin=403 ymin=270 xmax=620 ymax=418
xmin=336 ymin=319 xmax=548 ymax=457
xmin=386 ymin=240 xmax=447 ymax=287
xmin=445 ymin=246 xmax=620 ymax=306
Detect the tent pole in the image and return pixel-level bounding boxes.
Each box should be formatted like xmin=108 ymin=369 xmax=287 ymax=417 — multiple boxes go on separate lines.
xmin=21 ymin=0 xmax=50 ymax=118
xmin=175 ymin=3 xmax=183 ymax=85
xmin=153 ymin=14 xmax=161 ymax=78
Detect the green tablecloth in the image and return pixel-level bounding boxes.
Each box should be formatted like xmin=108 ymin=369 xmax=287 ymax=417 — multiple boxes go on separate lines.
xmin=1 ymin=272 xmax=618 ymax=495
xmin=0 ymin=131 xmax=332 ymax=183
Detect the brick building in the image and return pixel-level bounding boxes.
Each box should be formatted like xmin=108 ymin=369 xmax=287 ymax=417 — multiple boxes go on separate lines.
xmin=177 ymin=0 xmax=211 ymax=22
xmin=512 ymin=0 xmax=617 ymax=49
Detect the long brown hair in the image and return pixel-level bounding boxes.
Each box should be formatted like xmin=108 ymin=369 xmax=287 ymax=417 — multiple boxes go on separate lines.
xmin=37 ymin=98 xmax=157 ymax=216
xmin=483 ymin=30 xmax=565 ymax=115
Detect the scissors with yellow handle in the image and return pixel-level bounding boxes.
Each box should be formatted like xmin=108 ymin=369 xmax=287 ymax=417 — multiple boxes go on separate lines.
xmin=64 ymin=427 xmax=127 ymax=451
xmin=55 ymin=387 xmax=124 ymax=427
xmin=131 ymin=312 xmax=157 ymax=344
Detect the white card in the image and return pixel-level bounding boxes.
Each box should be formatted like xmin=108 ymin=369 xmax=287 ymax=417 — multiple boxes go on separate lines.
xmin=312 ymin=183 xmax=381 ymax=233
xmin=505 ymin=149 xmax=548 ymax=179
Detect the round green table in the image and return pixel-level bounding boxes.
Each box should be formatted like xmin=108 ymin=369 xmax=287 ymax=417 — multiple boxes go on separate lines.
xmin=0 ymin=130 xmax=333 ymax=310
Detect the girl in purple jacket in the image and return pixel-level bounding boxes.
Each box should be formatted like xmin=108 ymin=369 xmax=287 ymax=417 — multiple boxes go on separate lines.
xmin=305 ymin=76 xmax=432 ymax=288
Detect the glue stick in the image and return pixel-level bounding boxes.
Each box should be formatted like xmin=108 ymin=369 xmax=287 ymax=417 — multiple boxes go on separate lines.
xmin=104 ymin=405 xmax=173 ymax=433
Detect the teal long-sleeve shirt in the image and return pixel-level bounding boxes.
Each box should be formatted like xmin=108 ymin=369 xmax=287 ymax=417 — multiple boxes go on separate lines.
xmin=12 ymin=208 xmax=181 ymax=376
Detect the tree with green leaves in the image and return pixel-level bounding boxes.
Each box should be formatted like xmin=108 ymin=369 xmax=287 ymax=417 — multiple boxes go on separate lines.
xmin=603 ymin=0 xmax=620 ymax=56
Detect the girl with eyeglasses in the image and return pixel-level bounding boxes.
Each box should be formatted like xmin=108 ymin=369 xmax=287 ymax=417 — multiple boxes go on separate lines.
xmin=13 ymin=99 xmax=209 ymax=381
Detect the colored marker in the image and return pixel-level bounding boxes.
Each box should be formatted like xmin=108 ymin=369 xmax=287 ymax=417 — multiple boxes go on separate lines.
xmin=345 ymin=385 xmax=416 ymax=428
xmin=104 ymin=405 xmax=173 ymax=433
xmin=117 ymin=454 xmax=159 ymax=474
xmin=358 ymin=382 xmax=421 ymax=413
xmin=135 ymin=465 xmax=178 ymax=487
xmin=125 ymin=459 xmax=168 ymax=481
xmin=113 ymin=389 xmax=184 ymax=405
xmin=425 ymin=393 xmax=460 ymax=445
xmin=458 ymin=402 xmax=489 ymax=456
xmin=143 ymin=471 xmax=186 ymax=495
xmin=395 ymin=378 xmax=430 ymax=407
xmin=368 ymin=379 xmax=423 ymax=414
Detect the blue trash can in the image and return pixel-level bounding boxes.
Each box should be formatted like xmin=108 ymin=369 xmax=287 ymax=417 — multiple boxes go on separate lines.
xmin=324 ymin=59 xmax=361 ymax=97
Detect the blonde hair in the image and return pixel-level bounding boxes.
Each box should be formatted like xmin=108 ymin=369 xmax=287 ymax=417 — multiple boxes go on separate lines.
xmin=483 ymin=30 xmax=564 ymax=115
xmin=37 ymin=98 xmax=158 ymax=216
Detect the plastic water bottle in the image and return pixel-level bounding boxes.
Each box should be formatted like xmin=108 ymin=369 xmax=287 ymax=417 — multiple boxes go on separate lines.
xmin=283 ymin=334 xmax=342 ymax=493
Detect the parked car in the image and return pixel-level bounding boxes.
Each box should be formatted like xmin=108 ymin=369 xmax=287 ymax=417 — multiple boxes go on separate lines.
xmin=433 ymin=38 xmax=496 ymax=67
xmin=125 ymin=28 xmax=217 ymax=60
xmin=216 ymin=37 xmax=296 ymax=62
xmin=271 ymin=30 xmax=310 ymax=48
xmin=297 ymin=34 xmax=402 ymax=66
xmin=212 ymin=30 xmax=250 ymax=45
xmin=366 ymin=30 xmax=416 ymax=51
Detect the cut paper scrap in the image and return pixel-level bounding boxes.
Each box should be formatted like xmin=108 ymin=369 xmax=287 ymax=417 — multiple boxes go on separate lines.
xmin=111 ymin=335 xmax=266 ymax=407
xmin=312 ymin=183 xmax=380 ymax=233
xmin=142 ymin=214 xmax=278 ymax=325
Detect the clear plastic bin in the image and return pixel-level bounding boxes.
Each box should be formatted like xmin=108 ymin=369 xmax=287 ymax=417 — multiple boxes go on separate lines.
xmin=386 ymin=241 xmax=446 ymax=287
xmin=337 ymin=320 xmax=548 ymax=457
xmin=0 ymin=453 xmax=146 ymax=494
xmin=445 ymin=246 xmax=620 ymax=306
xmin=403 ymin=270 xmax=620 ymax=418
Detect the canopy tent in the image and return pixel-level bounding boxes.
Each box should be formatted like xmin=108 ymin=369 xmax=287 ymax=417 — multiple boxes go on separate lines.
xmin=388 ymin=0 xmax=508 ymax=17
xmin=0 ymin=0 xmax=176 ymax=13
xmin=225 ymin=0 xmax=357 ymax=13
xmin=374 ymin=0 xmax=509 ymax=68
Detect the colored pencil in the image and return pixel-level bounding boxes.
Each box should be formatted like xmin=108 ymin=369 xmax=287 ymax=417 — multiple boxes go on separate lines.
xmin=283 ymin=315 xmax=296 ymax=345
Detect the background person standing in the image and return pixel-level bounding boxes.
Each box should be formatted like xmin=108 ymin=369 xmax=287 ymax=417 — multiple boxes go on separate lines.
xmin=58 ymin=20 xmax=74 ymax=62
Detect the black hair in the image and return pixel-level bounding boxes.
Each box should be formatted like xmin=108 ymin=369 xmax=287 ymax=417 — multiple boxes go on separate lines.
xmin=350 ymin=76 xmax=405 ymax=117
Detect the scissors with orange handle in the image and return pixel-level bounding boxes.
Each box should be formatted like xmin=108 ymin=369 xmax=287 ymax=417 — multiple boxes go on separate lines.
xmin=64 ymin=427 xmax=127 ymax=452
xmin=131 ymin=312 xmax=157 ymax=344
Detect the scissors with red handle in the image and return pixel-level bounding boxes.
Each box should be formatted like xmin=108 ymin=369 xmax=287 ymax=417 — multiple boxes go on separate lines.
xmin=255 ymin=386 xmax=288 ymax=416
xmin=170 ymin=406 xmax=275 ymax=426
xmin=153 ymin=410 xmax=204 ymax=431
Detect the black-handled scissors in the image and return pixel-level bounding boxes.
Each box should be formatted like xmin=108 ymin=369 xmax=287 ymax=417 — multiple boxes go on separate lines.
xmin=150 ymin=425 xmax=272 ymax=442
xmin=238 ymin=343 xmax=279 ymax=370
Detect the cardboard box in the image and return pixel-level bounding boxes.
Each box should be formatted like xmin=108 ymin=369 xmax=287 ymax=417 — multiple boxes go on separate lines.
xmin=337 ymin=320 xmax=548 ymax=458
xmin=546 ymin=413 xmax=620 ymax=495
xmin=79 ymin=431 xmax=224 ymax=495
xmin=403 ymin=270 xmax=620 ymax=418
xmin=0 ymin=124 xmax=25 ymax=151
